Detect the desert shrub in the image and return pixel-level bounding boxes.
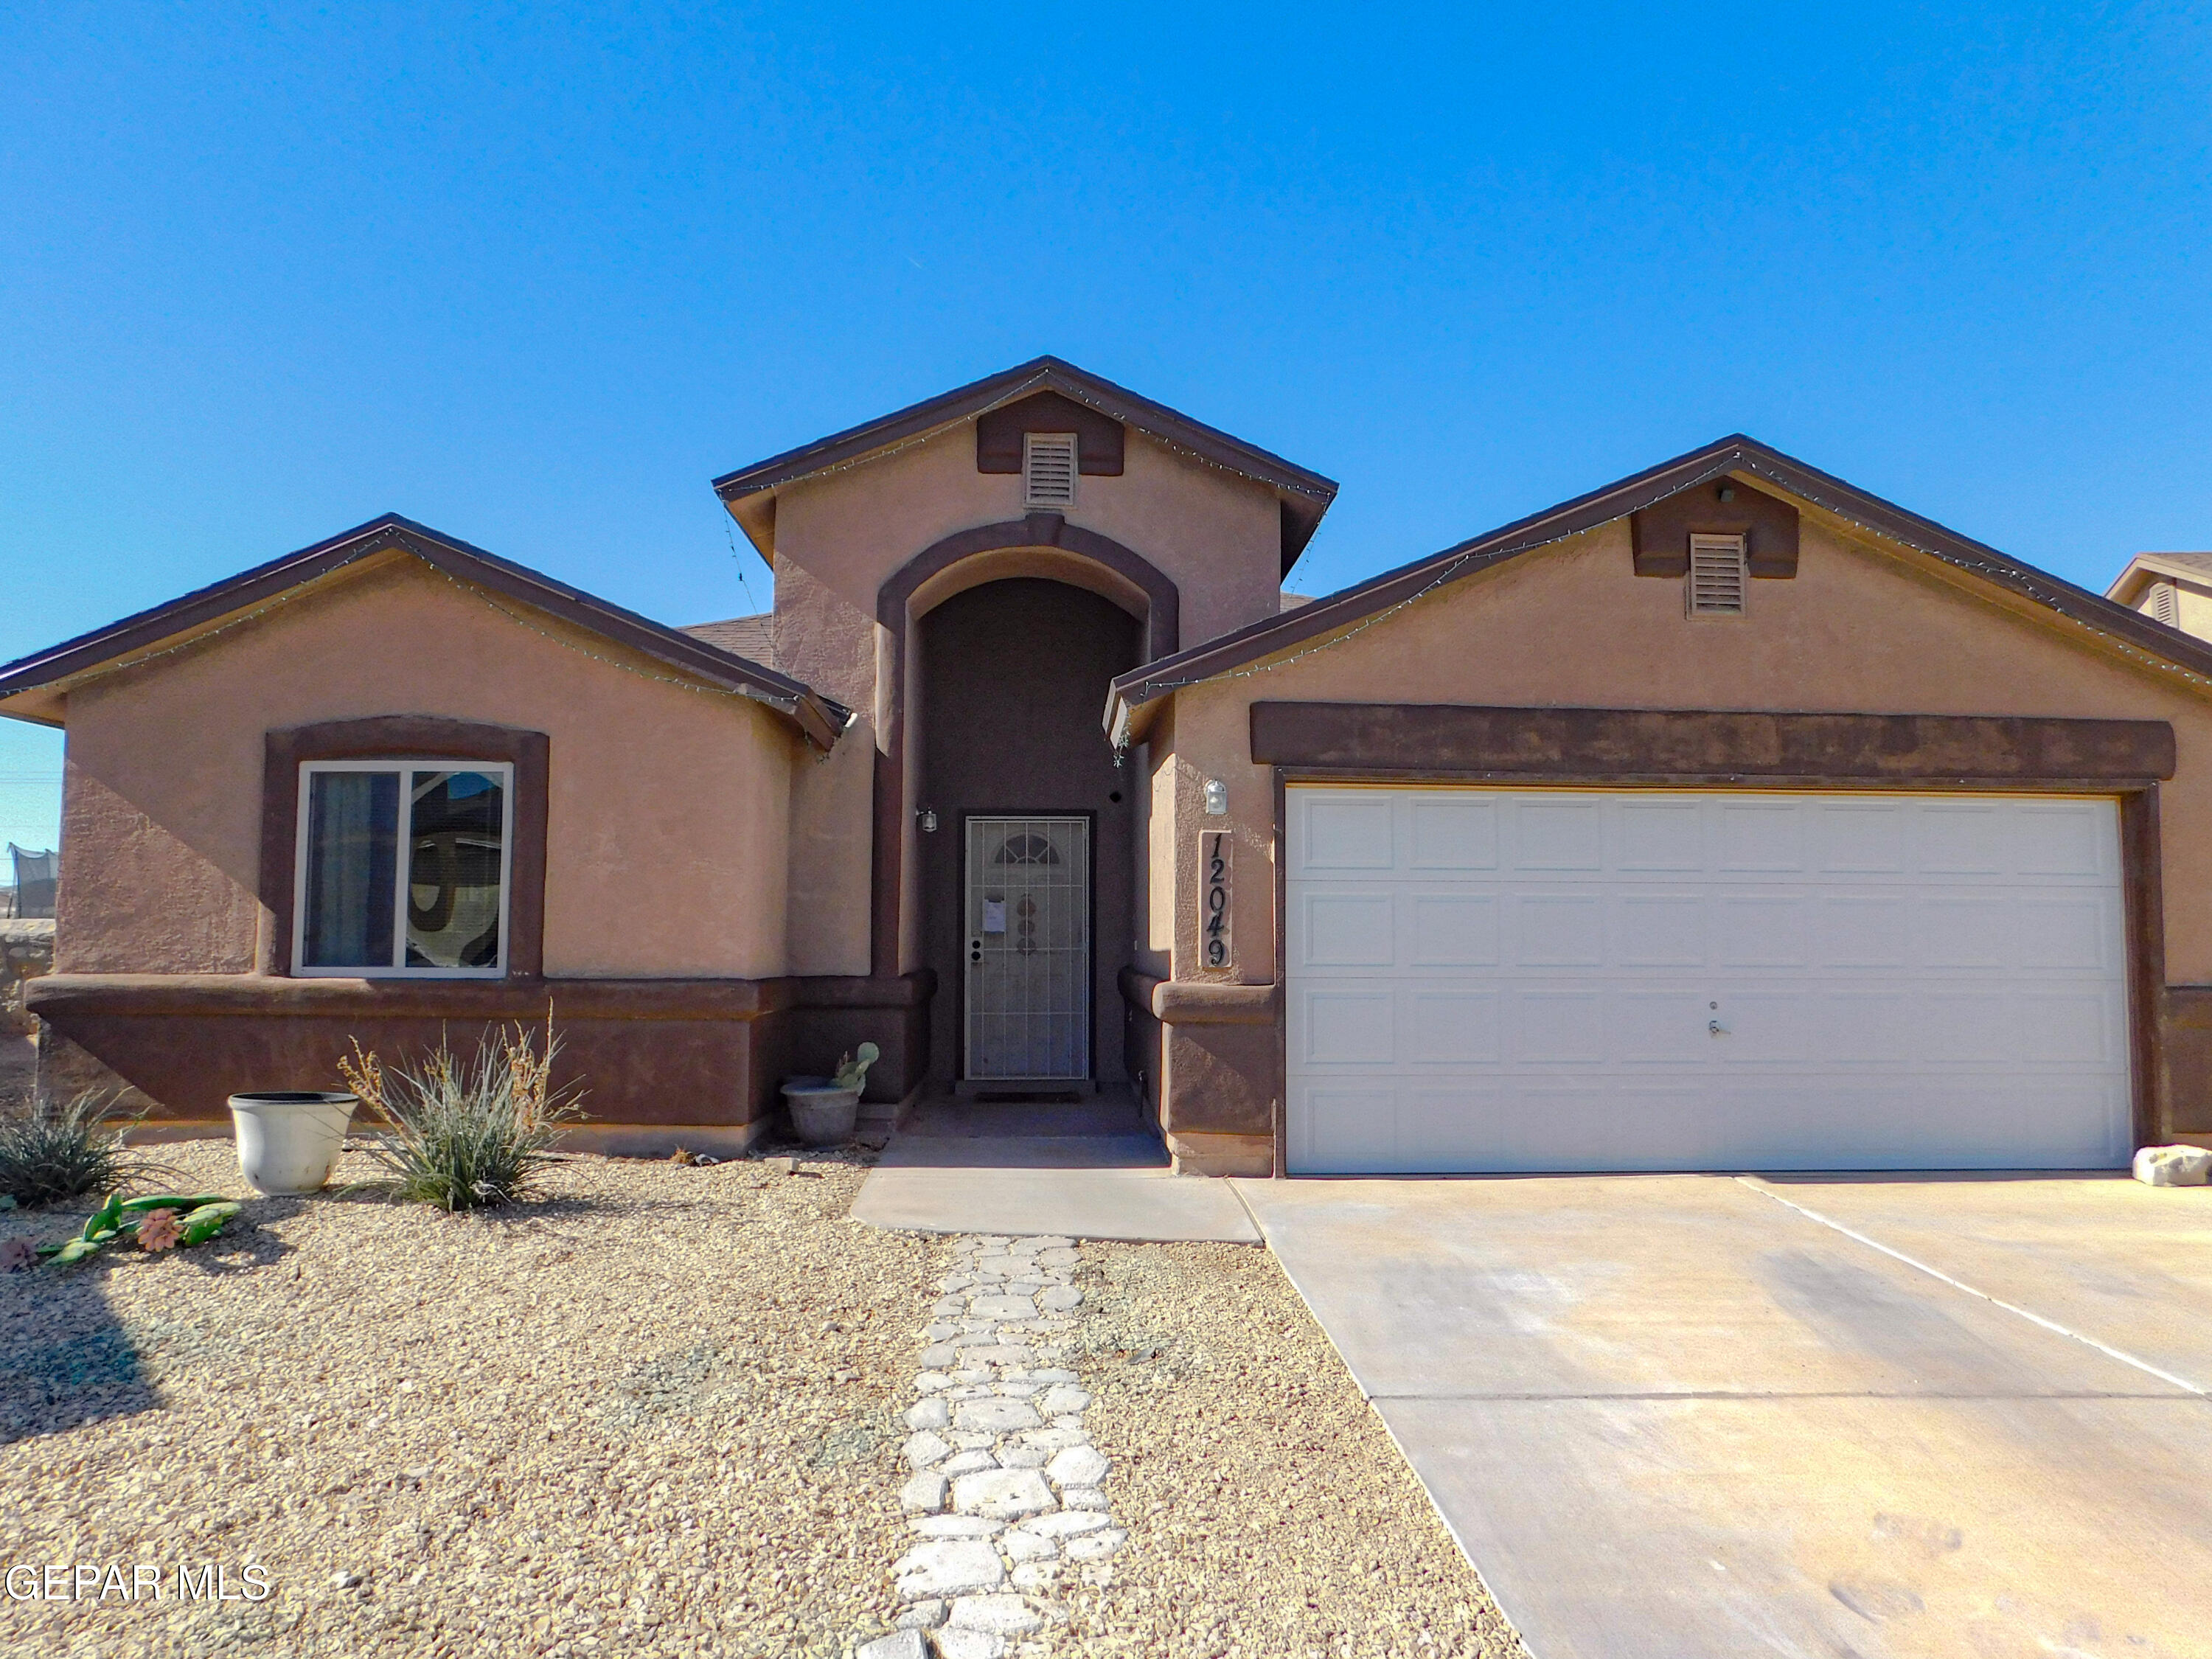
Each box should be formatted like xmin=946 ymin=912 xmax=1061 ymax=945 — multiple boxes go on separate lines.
xmin=0 ymin=1091 xmax=171 ymax=1208
xmin=341 ymin=1020 xmax=584 ymax=1211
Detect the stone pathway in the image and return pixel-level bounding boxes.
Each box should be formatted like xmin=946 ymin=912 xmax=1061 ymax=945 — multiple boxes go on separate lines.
xmin=860 ymin=1234 xmax=1125 ymax=1659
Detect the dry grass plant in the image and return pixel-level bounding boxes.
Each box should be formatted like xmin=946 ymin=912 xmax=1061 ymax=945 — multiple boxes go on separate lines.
xmin=340 ymin=1014 xmax=584 ymax=1211
xmin=0 ymin=1091 xmax=175 ymax=1208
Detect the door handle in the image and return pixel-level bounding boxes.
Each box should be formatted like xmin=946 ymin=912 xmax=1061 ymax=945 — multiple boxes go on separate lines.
xmin=1708 ymin=1020 xmax=1728 ymax=1036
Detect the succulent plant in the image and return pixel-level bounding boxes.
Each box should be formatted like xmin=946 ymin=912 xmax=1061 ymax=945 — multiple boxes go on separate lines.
xmin=33 ymin=1192 xmax=240 ymax=1266
xmin=832 ymin=1042 xmax=881 ymax=1093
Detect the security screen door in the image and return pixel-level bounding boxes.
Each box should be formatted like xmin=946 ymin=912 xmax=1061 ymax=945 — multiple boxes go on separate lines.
xmin=965 ymin=817 xmax=1091 ymax=1080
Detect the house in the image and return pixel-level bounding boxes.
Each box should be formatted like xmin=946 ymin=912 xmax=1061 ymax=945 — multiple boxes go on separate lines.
xmin=6 ymin=356 xmax=2212 ymax=1175
xmin=2109 ymin=552 xmax=2212 ymax=640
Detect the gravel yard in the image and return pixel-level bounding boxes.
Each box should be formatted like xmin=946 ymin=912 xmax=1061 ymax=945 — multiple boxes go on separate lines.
xmin=0 ymin=1139 xmax=934 ymax=1658
xmin=1057 ymin=1242 xmax=1525 ymax=1659
xmin=1 ymin=1129 xmax=1524 ymax=1658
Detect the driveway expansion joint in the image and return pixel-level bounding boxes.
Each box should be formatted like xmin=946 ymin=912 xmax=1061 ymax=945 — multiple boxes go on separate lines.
xmin=1738 ymin=1175 xmax=2210 ymax=1397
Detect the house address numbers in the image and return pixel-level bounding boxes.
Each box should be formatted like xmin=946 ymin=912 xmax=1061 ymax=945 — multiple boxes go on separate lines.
xmin=1201 ymin=831 xmax=1231 ymax=969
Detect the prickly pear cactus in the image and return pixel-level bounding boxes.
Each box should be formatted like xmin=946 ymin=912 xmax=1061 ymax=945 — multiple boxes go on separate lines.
xmin=832 ymin=1040 xmax=881 ymax=1093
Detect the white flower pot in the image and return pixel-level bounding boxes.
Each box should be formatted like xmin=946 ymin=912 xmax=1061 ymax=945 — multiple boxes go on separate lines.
xmin=781 ymin=1078 xmax=860 ymax=1147
xmin=228 ymin=1092 xmax=358 ymax=1195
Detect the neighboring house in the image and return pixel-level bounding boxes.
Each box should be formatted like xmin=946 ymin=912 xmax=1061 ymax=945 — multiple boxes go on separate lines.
xmin=4 ymin=355 xmax=2212 ymax=1175
xmin=2109 ymin=552 xmax=2212 ymax=640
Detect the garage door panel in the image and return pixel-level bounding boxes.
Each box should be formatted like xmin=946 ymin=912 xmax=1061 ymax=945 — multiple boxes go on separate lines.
xmin=1718 ymin=992 xmax=1818 ymax=1064
xmin=1300 ymin=989 xmax=1394 ymax=1064
xmin=1619 ymin=799 xmax=1703 ymax=869
xmin=1510 ymin=799 xmax=1604 ymax=869
xmin=1915 ymin=802 xmax=2008 ymax=872
xmin=1297 ymin=795 xmax=1396 ymax=872
xmin=1616 ymin=894 xmax=1705 ymax=965
xmin=1719 ymin=801 xmax=1807 ymax=870
xmin=2015 ymin=802 xmax=2112 ymax=876
xmin=1300 ymin=891 xmax=1395 ymax=966
xmin=1910 ymin=991 xmax=2015 ymax=1064
xmin=1815 ymin=992 xmax=1918 ymax=1064
xmin=1815 ymin=894 xmax=1911 ymax=967
xmin=1513 ymin=990 xmax=1607 ymax=1062
xmin=1914 ymin=897 xmax=2013 ymax=967
xmin=1399 ymin=1087 xmax=1509 ymax=1165
xmin=1610 ymin=990 xmax=1713 ymax=1063
xmin=1409 ymin=798 xmax=1499 ymax=869
xmin=1297 ymin=1086 xmax=1397 ymax=1171
xmin=1813 ymin=801 xmax=1908 ymax=872
xmin=2017 ymin=896 xmax=2116 ymax=971
xmin=2014 ymin=992 xmax=2122 ymax=1065
xmin=1409 ymin=893 xmax=1499 ymax=965
xmin=1287 ymin=787 xmax=2132 ymax=1175
xmin=1717 ymin=893 xmax=1813 ymax=965
xmin=1514 ymin=894 xmax=1605 ymax=965
xmin=1409 ymin=990 xmax=1501 ymax=1062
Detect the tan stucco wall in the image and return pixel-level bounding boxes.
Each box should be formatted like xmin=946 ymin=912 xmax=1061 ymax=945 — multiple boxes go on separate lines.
xmin=56 ymin=556 xmax=796 ymax=979
xmin=762 ymin=420 xmax=1290 ymax=977
xmin=1153 ymin=509 xmax=2212 ymax=986
xmin=2129 ymin=577 xmax=2212 ymax=644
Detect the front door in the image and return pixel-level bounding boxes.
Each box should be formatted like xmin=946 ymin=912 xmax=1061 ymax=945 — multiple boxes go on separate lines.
xmin=964 ymin=816 xmax=1091 ymax=1081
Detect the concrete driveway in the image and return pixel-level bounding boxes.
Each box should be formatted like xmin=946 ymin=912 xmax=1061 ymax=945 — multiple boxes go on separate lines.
xmin=1232 ymin=1172 xmax=2212 ymax=1658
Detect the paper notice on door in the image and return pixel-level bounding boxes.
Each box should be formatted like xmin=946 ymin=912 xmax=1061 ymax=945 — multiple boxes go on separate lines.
xmin=982 ymin=898 xmax=1007 ymax=933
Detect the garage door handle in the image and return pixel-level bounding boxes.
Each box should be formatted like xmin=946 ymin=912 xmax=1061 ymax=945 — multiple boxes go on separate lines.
xmin=1708 ymin=1020 xmax=1728 ymax=1036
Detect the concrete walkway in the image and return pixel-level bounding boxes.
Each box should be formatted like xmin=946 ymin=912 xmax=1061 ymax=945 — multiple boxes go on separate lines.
xmin=852 ymin=1097 xmax=1261 ymax=1244
xmin=1233 ymin=1172 xmax=2212 ymax=1658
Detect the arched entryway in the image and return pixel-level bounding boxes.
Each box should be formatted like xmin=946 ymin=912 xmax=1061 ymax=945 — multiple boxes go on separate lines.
xmin=914 ymin=579 xmax=1141 ymax=1089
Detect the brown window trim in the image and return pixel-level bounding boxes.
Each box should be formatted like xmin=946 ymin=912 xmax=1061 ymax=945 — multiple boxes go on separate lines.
xmin=259 ymin=716 xmax=549 ymax=979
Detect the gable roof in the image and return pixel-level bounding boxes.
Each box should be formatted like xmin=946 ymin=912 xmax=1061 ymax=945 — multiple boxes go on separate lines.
xmin=711 ymin=355 xmax=1339 ymax=574
xmin=681 ymin=612 xmax=776 ymax=670
xmin=0 ymin=515 xmax=851 ymax=749
xmin=2108 ymin=552 xmax=2212 ymax=608
xmin=1106 ymin=433 xmax=2212 ymax=744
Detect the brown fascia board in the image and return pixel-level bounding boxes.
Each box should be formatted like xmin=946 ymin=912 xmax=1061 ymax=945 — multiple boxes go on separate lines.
xmin=1105 ymin=433 xmax=2212 ymax=744
xmin=0 ymin=514 xmax=853 ymax=751
xmin=709 ymin=355 xmax=1340 ymax=574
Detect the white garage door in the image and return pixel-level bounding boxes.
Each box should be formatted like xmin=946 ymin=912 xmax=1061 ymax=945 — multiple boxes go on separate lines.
xmin=1285 ymin=787 xmax=2134 ymax=1174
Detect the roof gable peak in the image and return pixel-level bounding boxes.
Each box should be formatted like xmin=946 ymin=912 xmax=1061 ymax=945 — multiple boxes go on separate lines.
xmin=711 ymin=355 xmax=1338 ymax=574
xmin=1106 ymin=432 xmax=2212 ymax=742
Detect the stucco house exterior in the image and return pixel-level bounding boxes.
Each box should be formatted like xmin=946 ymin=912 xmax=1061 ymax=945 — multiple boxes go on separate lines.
xmin=7 ymin=357 xmax=2212 ymax=1175
xmin=2109 ymin=552 xmax=2212 ymax=640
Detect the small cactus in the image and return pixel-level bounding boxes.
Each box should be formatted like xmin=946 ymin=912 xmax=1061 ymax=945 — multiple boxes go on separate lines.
xmin=832 ymin=1042 xmax=881 ymax=1093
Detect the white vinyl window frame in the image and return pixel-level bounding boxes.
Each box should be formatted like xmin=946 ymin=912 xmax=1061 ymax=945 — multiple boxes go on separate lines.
xmin=291 ymin=758 xmax=515 ymax=978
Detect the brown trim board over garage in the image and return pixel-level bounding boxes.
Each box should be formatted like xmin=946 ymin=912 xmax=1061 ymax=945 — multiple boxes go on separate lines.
xmin=1253 ymin=703 xmax=2180 ymax=1161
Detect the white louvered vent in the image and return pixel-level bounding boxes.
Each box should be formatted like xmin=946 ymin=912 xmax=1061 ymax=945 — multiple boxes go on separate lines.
xmin=1023 ymin=432 xmax=1078 ymax=509
xmin=2152 ymin=580 xmax=2180 ymax=627
xmin=1686 ymin=534 xmax=1748 ymax=616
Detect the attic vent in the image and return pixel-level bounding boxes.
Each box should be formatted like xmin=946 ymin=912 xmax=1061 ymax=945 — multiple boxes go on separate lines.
xmin=1023 ymin=432 xmax=1077 ymax=509
xmin=1687 ymin=534 xmax=1747 ymax=616
xmin=2153 ymin=580 xmax=2180 ymax=627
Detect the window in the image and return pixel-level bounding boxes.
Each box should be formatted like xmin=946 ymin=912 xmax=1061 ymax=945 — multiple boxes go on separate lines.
xmin=1023 ymin=431 xmax=1078 ymax=509
xmin=1686 ymin=533 xmax=1747 ymax=616
xmin=2152 ymin=580 xmax=2180 ymax=627
xmin=294 ymin=760 xmax=512 ymax=975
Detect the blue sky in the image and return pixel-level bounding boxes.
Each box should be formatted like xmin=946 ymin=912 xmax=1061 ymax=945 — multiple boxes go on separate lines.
xmin=4 ymin=2 xmax=2210 ymax=851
